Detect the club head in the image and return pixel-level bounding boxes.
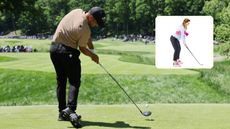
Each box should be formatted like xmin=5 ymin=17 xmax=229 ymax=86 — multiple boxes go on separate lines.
xmin=142 ymin=111 xmax=152 ymax=117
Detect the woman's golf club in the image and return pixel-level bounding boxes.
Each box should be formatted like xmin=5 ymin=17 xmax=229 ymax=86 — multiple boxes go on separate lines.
xmin=99 ymin=63 xmax=151 ymax=117
xmin=185 ymin=46 xmax=203 ymax=66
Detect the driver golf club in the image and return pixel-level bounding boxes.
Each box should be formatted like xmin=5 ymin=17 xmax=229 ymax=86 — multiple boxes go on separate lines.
xmin=185 ymin=46 xmax=203 ymax=66
xmin=99 ymin=63 xmax=151 ymax=117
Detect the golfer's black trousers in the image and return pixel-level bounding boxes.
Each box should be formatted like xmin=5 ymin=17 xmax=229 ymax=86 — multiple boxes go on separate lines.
xmin=170 ymin=36 xmax=181 ymax=61
xmin=50 ymin=42 xmax=81 ymax=112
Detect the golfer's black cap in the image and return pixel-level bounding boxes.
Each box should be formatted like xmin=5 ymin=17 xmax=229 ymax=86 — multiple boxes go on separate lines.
xmin=89 ymin=7 xmax=105 ymax=27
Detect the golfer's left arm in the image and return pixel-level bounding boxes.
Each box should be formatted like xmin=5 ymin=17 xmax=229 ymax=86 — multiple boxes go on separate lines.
xmin=78 ymin=36 xmax=99 ymax=63
xmin=87 ymin=38 xmax=94 ymax=49
xmin=79 ymin=43 xmax=99 ymax=64
xmin=87 ymin=38 xmax=96 ymax=53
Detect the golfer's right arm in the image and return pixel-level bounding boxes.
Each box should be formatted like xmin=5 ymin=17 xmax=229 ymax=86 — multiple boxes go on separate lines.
xmin=79 ymin=46 xmax=99 ymax=64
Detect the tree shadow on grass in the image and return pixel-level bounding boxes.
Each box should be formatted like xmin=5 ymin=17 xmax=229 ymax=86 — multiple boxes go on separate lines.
xmin=68 ymin=120 xmax=151 ymax=129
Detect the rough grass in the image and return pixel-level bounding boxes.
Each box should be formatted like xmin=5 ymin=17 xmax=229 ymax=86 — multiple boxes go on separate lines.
xmin=199 ymin=60 xmax=230 ymax=95
xmin=0 ymin=69 xmax=56 ymax=105
xmin=214 ymin=42 xmax=230 ymax=56
xmin=214 ymin=42 xmax=229 ymax=51
xmin=0 ymin=68 xmax=229 ymax=106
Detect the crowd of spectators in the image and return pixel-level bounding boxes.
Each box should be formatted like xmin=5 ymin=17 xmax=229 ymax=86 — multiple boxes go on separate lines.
xmin=0 ymin=33 xmax=154 ymax=53
xmin=1 ymin=33 xmax=155 ymax=44
xmin=0 ymin=34 xmax=53 ymax=40
xmin=113 ymin=34 xmax=155 ymax=44
xmin=0 ymin=45 xmax=37 ymax=53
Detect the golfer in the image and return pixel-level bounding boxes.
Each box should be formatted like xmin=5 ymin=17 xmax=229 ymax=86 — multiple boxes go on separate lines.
xmin=170 ymin=18 xmax=190 ymax=67
xmin=50 ymin=7 xmax=105 ymax=128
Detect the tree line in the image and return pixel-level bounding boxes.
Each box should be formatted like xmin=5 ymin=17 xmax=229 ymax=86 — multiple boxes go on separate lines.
xmin=0 ymin=0 xmax=230 ymax=42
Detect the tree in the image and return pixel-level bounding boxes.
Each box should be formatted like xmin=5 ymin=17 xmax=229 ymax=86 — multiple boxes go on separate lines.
xmin=215 ymin=24 xmax=230 ymax=42
xmin=0 ymin=0 xmax=36 ymax=34
xmin=135 ymin=0 xmax=152 ymax=34
xmin=186 ymin=0 xmax=205 ymax=15
xmin=220 ymin=2 xmax=230 ymax=25
xmin=202 ymin=0 xmax=229 ymax=25
xmin=0 ymin=0 xmax=216 ymax=37
xmin=104 ymin=0 xmax=117 ymax=35
xmin=164 ymin=0 xmax=187 ymax=15
xmin=17 ymin=0 xmax=74 ymax=35
xmin=202 ymin=0 xmax=230 ymax=41
xmin=215 ymin=1 xmax=230 ymax=42
xmin=113 ymin=0 xmax=130 ymax=34
xmin=18 ymin=7 xmax=48 ymax=35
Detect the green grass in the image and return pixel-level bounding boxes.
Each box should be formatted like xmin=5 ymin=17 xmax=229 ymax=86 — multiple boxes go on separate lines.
xmin=0 ymin=104 xmax=230 ymax=129
xmin=199 ymin=60 xmax=230 ymax=95
xmin=214 ymin=42 xmax=229 ymax=52
xmin=0 ymin=69 xmax=56 ymax=105
xmin=0 ymin=38 xmax=230 ymax=128
xmin=0 ymin=68 xmax=229 ymax=106
xmin=214 ymin=42 xmax=230 ymax=56
xmin=0 ymin=38 xmax=153 ymax=52
xmin=0 ymin=53 xmax=198 ymax=75
xmin=97 ymin=49 xmax=154 ymax=65
xmin=0 ymin=38 xmax=230 ymax=105
xmin=0 ymin=38 xmax=229 ymax=105
xmin=0 ymin=56 xmax=17 ymax=62
xmin=0 ymin=38 xmax=51 ymax=52
xmin=119 ymin=54 xmax=154 ymax=65
xmin=0 ymin=38 xmax=155 ymax=65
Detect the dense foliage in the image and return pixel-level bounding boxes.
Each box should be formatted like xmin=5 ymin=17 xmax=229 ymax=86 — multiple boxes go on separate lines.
xmin=0 ymin=0 xmax=230 ymax=42
xmin=0 ymin=0 xmax=203 ymax=35
xmin=202 ymin=0 xmax=230 ymax=42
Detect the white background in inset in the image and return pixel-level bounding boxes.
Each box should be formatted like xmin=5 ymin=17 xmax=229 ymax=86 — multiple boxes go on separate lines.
xmin=155 ymin=16 xmax=213 ymax=69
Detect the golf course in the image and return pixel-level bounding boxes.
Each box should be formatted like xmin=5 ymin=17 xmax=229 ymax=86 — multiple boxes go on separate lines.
xmin=0 ymin=38 xmax=230 ymax=129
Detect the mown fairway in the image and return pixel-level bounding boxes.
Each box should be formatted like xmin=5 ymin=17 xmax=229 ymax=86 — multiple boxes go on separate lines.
xmin=0 ymin=53 xmax=198 ymax=75
xmin=0 ymin=38 xmax=197 ymax=75
xmin=0 ymin=104 xmax=230 ymax=129
xmin=0 ymin=38 xmax=230 ymax=129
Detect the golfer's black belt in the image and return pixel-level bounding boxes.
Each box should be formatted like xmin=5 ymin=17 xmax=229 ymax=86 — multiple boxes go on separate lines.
xmin=50 ymin=42 xmax=80 ymax=56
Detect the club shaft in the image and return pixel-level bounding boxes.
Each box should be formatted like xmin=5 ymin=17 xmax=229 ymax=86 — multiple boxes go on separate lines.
xmin=186 ymin=46 xmax=202 ymax=65
xmin=99 ymin=63 xmax=143 ymax=114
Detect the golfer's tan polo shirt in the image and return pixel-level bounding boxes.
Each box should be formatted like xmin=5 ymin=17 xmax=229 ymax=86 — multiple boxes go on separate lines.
xmin=52 ymin=9 xmax=90 ymax=49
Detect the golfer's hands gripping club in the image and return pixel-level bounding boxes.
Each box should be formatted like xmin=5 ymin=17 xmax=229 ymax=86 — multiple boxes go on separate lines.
xmin=79 ymin=46 xmax=99 ymax=64
xmin=184 ymin=43 xmax=188 ymax=48
xmin=91 ymin=53 xmax=99 ymax=64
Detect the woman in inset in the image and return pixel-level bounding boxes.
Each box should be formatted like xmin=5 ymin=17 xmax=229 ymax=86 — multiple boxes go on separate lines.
xmin=170 ymin=18 xmax=190 ymax=67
